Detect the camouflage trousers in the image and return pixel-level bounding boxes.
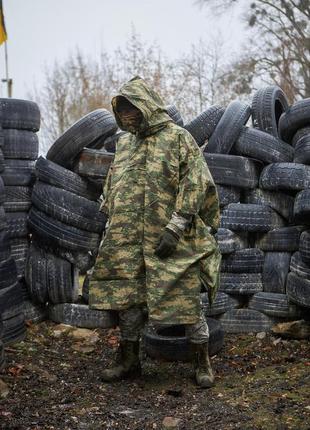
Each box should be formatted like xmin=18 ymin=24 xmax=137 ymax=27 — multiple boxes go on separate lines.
xmin=119 ymin=305 xmax=209 ymax=344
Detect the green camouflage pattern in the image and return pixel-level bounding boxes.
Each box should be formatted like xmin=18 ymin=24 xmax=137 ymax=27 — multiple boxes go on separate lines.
xmin=89 ymin=76 xmax=221 ymax=325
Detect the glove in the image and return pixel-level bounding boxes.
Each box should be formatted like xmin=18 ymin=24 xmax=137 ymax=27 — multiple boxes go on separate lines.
xmin=154 ymin=228 xmax=180 ymax=259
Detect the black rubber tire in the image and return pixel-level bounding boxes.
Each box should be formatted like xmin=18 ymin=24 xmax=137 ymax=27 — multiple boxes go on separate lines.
xmin=2 ymin=159 xmax=36 ymax=186
xmin=184 ymin=105 xmax=224 ymax=147
xmin=6 ymin=212 xmax=29 ymax=238
xmin=31 ymin=182 xmax=107 ymax=233
xmin=221 ymin=203 xmax=285 ymax=232
xmin=294 ymin=131 xmax=310 ymax=164
xmin=0 ymin=230 xmax=11 ymax=261
xmin=216 ymin=185 xmax=241 ymax=208
xmin=299 ymin=231 xmax=310 ymax=265
xmin=219 ymin=273 xmax=263 ymax=295
xmin=204 ymin=153 xmax=261 ymax=189
xmin=286 ymin=272 xmax=310 ymax=308
xmin=166 ymin=105 xmax=184 ymax=127
xmin=46 ymin=109 xmax=117 ymax=168
xmin=219 ymin=309 xmax=274 ymax=333
xmin=0 ymin=283 xmax=23 ymax=315
xmin=260 ymin=163 xmax=310 ymax=191
xmin=251 ymin=86 xmax=289 ymax=137
xmin=244 ymin=188 xmax=294 ymax=222
xmin=2 ymin=129 xmax=39 ymax=159
xmin=249 ymin=292 xmax=300 ymax=318
xmin=103 ymin=132 xmax=127 ymax=153
xmin=25 ymin=244 xmax=48 ymax=304
xmin=2 ymin=312 xmax=26 ymax=346
xmin=294 ymin=190 xmax=310 ymax=225
xmin=28 ymin=207 xmax=101 ymax=252
xmin=234 ymin=127 xmax=294 ymax=164
xmin=26 ymin=243 xmax=79 ymax=305
xmin=33 ymin=235 xmax=97 ymax=272
xmin=143 ymin=318 xmax=224 ymax=362
xmin=221 ymin=248 xmax=264 ymax=273
xmin=0 ymin=257 xmax=18 ymax=289
xmin=201 ymin=291 xmax=240 ymax=317
xmin=4 ymin=186 xmax=32 ymax=212
xmin=256 ymin=226 xmax=304 ymax=252
xmin=2 ymin=300 xmax=24 ymax=321
xmin=279 ymin=98 xmax=310 ymax=143
xmin=0 ymin=148 xmax=4 ymax=173
xmin=215 ymin=228 xmax=248 ymax=255
xmin=19 ymin=278 xmax=31 ymax=301
xmin=46 ymin=255 xmax=79 ymax=305
xmin=0 ymin=205 xmax=6 ymax=230
xmin=22 ymin=300 xmax=48 ymax=323
xmin=0 ymin=98 xmax=40 ymax=131
xmin=262 ymin=252 xmax=291 ymax=294
xmin=292 ymin=127 xmax=310 ymax=147
xmin=290 ymin=252 xmax=310 ymax=280
xmin=206 ymin=101 xmax=251 ymax=153
xmin=72 ymin=148 xmax=114 ymax=179
xmin=0 ymin=176 xmax=5 ymax=205
xmin=35 ymin=157 xmax=99 ymax=201
xmin=48 ymin=302 xmax=118 ymax=329
xmin=10 ymin=238 xmax=29 ymax=279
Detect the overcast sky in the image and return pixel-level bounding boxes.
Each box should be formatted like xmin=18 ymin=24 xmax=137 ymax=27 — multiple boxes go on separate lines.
xmin=0 ymin=0 xmax=246 ymax=99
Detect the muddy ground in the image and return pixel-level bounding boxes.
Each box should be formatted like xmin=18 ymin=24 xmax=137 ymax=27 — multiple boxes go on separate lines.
xmin=0 ymin=321 xmax=309 ymax=430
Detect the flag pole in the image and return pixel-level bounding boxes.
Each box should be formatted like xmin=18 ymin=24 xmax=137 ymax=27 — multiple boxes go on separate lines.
xmin=4 ymin=39 xmax=11 ymax=97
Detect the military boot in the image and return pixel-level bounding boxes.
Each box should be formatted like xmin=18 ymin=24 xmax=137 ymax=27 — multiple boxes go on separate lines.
xmin=191 ymin=342 xmax=215 ymax=388
xmin=101 ymin=340 xmax=141 ymax=382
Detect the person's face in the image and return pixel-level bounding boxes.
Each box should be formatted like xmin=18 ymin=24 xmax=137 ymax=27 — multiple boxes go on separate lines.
xmin=116 ymin=97 xmax=143 ymax=131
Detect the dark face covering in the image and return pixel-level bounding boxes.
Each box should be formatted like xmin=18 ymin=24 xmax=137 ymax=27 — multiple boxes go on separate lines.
xmin=114 ymin=96 xmax=143 ymax=132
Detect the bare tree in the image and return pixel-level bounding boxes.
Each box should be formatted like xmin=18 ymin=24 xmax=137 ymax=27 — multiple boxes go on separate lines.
xmin=32 ymin=28 xmax=247 ymax=150
xmin=196 ymin=0 xmax=310 ymax=102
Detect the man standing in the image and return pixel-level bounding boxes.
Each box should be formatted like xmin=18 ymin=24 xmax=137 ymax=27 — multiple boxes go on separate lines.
xmin=89 ymin=76 xmax=221 ymax=388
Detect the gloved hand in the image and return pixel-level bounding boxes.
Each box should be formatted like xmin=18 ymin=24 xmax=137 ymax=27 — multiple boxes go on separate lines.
xmin=154 ymin=228 xmax=180 ymax=259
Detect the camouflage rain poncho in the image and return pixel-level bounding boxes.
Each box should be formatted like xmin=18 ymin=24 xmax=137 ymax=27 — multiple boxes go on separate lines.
xmin=89 ymin=77 xmax=221 ymax=325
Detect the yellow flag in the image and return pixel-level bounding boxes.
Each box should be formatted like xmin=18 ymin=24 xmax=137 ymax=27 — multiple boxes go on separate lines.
xmin=0 ymin=0 xmax=7 ymax=45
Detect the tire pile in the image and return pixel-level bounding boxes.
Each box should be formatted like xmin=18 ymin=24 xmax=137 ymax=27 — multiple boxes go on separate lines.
xmin=200 ymin=88 xmax=310 ymax=333
xmin=0 ymin=98 xmax=42 ymax=349
xmin=26 ymin=109 xmax=118 ymax=329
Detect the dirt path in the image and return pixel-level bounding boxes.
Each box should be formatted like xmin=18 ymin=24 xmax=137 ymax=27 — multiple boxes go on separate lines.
xmin=0 ymin=321 xmax=309 ymax=430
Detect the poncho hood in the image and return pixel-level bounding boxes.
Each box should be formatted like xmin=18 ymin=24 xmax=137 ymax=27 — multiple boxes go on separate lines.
xmin=112 ymin=76 xmax=172 ymax=136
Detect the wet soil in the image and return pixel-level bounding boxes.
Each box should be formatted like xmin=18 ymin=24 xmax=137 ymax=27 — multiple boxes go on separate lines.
xmin=0 ymin=321 xmax=309 ymax=430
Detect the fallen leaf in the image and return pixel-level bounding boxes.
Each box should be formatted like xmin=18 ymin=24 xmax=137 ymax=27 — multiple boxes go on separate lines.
xmin=8 ymin=364 xmax=24 ymax=377
xmin=106 ymin=335 xmax=119 ymax=348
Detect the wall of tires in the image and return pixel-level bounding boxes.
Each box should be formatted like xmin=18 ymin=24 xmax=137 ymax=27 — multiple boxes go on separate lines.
xmin=0 ymin=88 xmax=309 ymax=367
xmin=192 ymin=89 xmax=310 ymax=333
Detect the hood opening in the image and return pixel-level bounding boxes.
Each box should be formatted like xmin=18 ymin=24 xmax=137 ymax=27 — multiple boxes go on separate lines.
xmin=111 ymin=76 xmax=172 ymax=135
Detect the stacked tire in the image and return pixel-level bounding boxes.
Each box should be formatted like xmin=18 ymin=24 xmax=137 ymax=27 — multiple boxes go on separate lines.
xmin=26 ymin=109 xmax=118 ymax=329
xmin=200 ymin=87 xmax=309 ymax=333
xmin=0 ymin=208 xmax=25 ymax=347
xmin=0 ymin=99 xmax=42 ymax=344
xmin=278 ymin=99 xmax=310 ymax=315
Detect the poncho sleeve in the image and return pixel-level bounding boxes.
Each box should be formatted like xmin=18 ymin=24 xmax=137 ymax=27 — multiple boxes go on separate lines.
xmin=175 ymin=132 xmax=220 ymax=231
